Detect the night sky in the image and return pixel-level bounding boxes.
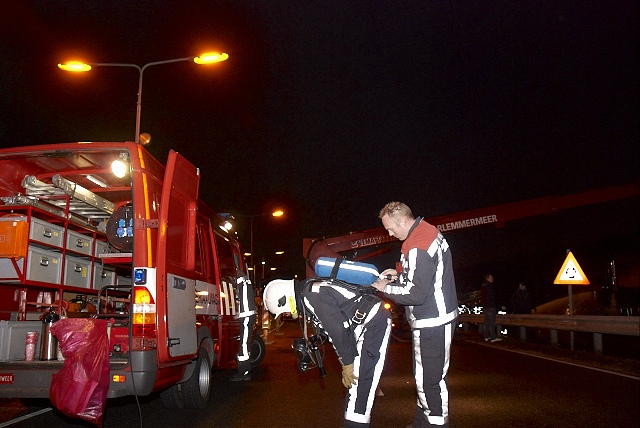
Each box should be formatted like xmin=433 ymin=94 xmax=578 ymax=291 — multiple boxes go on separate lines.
xmin=1 ymin=1 xmax=638 ymax=298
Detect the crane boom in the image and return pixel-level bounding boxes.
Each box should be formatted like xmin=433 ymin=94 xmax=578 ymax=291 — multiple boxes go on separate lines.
xmin=303 ymin=182 xmax=640 ymax=278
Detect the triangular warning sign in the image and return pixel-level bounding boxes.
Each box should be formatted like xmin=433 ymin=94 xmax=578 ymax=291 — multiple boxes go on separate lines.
xmin=554 ymin=251 xmax=590 ymax=285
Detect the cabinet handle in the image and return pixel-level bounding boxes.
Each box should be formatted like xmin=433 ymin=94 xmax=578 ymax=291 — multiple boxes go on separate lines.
xmin=76 ymin=239 xmax=85 ymax=248
xmin=43 ymin=228 xmax=52 ymax=238
xmin=40 ymin=257 xmax=49 ymax=267
xmin=74 ymin=264 xmax=82 ymax=273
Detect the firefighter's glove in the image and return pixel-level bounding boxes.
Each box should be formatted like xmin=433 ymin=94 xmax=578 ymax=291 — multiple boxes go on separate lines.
xmin=341 ymin=363 xmax=358 ymax=389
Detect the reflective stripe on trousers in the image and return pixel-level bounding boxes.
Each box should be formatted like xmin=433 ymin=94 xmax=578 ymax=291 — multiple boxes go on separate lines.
xmin=237 ymin=314 xmax=256 ymax=374
xmin=412 ymin=322 xmax=454 ymax=427
xmin=344 ymin=306 xmax=392 ymax=428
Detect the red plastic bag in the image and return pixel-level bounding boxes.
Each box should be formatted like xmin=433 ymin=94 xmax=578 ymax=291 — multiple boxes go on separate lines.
xmin=50 ymin=318 xmax=110 ymax=426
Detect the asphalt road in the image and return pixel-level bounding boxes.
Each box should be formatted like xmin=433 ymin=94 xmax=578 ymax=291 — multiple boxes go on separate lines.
xmin=1 ymin=320 xmax=638 ymax=427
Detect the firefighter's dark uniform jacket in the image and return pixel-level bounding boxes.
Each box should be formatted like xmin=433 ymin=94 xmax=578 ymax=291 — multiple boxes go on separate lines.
xmin=382 ymin=217 xmax=458 ymax=428
xmin=301 ymin=279 xmax=391 ymax=427
xmin=383 ymin=217 xmax=458 ymax=328
xmin=302 ymin=280 xmax=382 ymax=366
xmin=236 ymin=270 xmax=256 ymax=375
xmin=236 ymin=270 xmax=256 ymax=318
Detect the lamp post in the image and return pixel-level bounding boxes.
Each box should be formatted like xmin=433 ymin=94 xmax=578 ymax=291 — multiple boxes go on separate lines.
xmin=58 ymin=52 xmax=229 ymax=144
xmin=217 ymin=210 xmax=284 ymax=285
xmin=258 ymin=259 xmax=280 ymax=282
xmin=249 ymin=210 xmax=284 ymax=286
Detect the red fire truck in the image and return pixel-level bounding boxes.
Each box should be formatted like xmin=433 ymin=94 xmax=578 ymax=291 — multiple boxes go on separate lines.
xmin=0 ymin=141 xmax=265 ymax=408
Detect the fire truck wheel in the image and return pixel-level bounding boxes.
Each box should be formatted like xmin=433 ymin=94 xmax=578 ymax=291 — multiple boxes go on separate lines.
xmin=250 ymin=334 xmax=266 ymax=367
xmin=159 ymin=384 xmax=184 ymax=409
xmin=183 ymin=347 xmax=212 ymax=408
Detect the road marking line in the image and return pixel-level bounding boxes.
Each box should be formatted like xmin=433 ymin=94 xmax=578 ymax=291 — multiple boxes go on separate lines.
xmin=482 ymin=342 xmax=640 ymax=380
xmin=0 ymin=407 xmax=52 ymax=427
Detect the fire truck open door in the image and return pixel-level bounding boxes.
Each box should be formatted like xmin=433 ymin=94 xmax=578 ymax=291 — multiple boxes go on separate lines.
xmin=157 ymin=150 xmax=200 ymax=358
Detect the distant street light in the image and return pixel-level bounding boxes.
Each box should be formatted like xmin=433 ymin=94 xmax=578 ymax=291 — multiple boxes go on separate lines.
xmin=58 ymin=52 xmax=229 ymax=144
xmin=250 ymin=211 xmax=284 ymax=285
xmin=218 ymin=210 xmax=284 ymax=285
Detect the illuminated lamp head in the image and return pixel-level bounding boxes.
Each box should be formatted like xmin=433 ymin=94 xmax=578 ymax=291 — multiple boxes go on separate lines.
xmin=138 ymin=133 xmax=151 ymax=146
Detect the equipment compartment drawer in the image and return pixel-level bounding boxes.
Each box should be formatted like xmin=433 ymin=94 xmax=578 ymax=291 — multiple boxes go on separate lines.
xmin=94 ymin=239 xmax=109 ymax=257
xmin=26 ymin=246 xmax=62 ymax=284
xmin=66 ymin=230 xmax=93 ymax=256
xmin=29 ymin=217 xmax=64 ymax=248
xmin=0 ymin=320 xmax=42 ymax=361
xmin=0 ymin=214 xmax=28 ymax=259
xmin=0 ymin=257 xmax=24 ymax=282
xmin=93 ymin=263 xmax=116 ymax=289
xmin=63 ymin=255 xmax=91 ymax=288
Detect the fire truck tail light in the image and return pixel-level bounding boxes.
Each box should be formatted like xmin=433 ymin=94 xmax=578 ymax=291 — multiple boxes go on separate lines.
xmin=112 ymin=375 xmax=126 ymax=383
xmin=132 ymin=284 xmax=156 ymax=348
xmin=133 ymin=312 xmax=156 ymax=325
xmin=133 ymin=324 xmax=156 ymax=336
xmin=134 ymin=287 xmax=154 ymax=304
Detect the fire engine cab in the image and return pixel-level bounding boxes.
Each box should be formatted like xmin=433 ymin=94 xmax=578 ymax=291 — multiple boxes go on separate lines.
xmin=0 ymin=141 xmax=265 ymax=408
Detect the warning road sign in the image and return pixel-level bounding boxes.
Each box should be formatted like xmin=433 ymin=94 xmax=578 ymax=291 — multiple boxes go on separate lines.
xmin=554 ymin=251 xmax=590 ymax=285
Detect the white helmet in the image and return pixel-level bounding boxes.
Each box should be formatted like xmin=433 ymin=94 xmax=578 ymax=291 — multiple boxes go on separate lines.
xmin=263 ymin=279 xmax=297 ymax=318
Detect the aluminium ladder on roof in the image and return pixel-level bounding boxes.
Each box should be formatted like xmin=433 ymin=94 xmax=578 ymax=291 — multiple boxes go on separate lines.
xmin=21 ymin=174 xmax=115 ymax=221
xmin=1 ymin=175 xmax=115 ymax=229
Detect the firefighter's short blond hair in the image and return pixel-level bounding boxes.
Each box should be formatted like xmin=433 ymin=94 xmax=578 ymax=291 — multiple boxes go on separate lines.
xmin=379 ymin=202 xmax=413 ymax=220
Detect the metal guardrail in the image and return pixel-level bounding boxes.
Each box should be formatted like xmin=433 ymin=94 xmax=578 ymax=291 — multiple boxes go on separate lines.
xmin=458 ymin=313 xmax=640 ymax=336
xmin=457 ymin=313 xmax=640 ymax=354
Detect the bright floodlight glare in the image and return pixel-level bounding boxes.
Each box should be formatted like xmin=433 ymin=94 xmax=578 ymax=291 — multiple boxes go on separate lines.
xmin=58 ymin=61 xmax=92 ymax=72
xmin=193 ymin=52 xmax=229 ymax=64
xmin=272 ymin=210 xmax=284 ymax=217
xmin=223 ymin=221 xmax=232 ymax=231
xmin=111 ymin=159 xmax=127 ymax=178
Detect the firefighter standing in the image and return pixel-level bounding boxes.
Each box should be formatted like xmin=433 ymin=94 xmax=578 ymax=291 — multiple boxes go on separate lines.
xmin=263 ymin=278 xmax=392 ymax=428
xmin=372 ymin=202 xmax=459 ymax=428
xmin=231 ymin=262 xmax=257 ymax=381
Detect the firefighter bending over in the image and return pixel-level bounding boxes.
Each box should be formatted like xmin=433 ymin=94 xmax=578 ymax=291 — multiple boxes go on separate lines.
xmin=264 ymin=278 xmax=391 ymax=428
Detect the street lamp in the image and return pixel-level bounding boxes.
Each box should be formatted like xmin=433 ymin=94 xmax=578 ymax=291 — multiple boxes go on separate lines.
xmin=218 ymin=210 xmax=284 ymax=284
xmin=259 ymin=251 xmax=283 ymax=282
xmin=250 ymin=211 xmax=284 ymax=285
xmin=58 ymin=52 xmax=229 ymax=144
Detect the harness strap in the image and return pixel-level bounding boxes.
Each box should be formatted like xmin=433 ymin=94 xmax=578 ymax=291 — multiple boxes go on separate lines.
xmin=329 ymin=258 xmax=344 ymax=280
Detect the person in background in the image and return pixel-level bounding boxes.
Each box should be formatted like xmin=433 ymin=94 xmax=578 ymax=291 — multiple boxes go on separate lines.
xmin=372 ymin=201 xmax=458 ymax=428
xmin=481 ymin=273 xmax=501 ymax=343
xmin=509 ymin=282 xmax=533 ymax=314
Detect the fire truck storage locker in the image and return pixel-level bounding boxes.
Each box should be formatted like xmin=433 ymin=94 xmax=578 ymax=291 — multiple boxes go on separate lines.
xmin=0 ymin=320 xmax=42 ymax=361
xmin=63 ymin=254 xmax=91 ymax=288
xmin=25 ymin=246 xmax=63 ymax=284
xmin=0 ymin=215 xmax=28 ymax=259
xmin=94 ymin=240 xmax=109 ymax=257
xmin=65 ymin=230 xmax=93 ymax=257
xmin=93 ymin=264 xmax=116 ymax=289
xmin=28 ymin=217 xmax=64 ymax=248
